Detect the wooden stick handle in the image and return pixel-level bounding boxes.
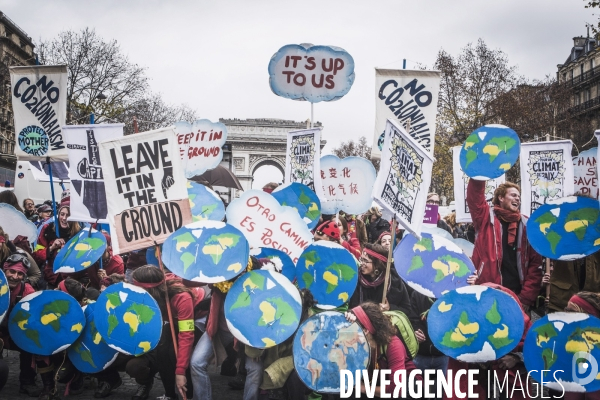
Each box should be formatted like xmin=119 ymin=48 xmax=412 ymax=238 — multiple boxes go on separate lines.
xmin=382 ymin=219 xmax=397 ymax=303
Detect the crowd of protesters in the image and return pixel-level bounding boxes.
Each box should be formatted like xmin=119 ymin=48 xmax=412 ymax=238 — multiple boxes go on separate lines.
xmin=0 ymin=179 xmax=597 ymax=400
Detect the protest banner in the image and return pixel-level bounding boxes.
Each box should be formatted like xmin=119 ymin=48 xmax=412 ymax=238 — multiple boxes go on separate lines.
xmin=318 ymin=155 xmax=376 ymax=215
xmin=520 ymin=140 xmax=574 ymax=216
xmin=422 ymin=204 xmax=438 ymax=225
xmin=226 ymin=189 xmax=314 ymax=263
xmin=10 ymin=65 xmax=68 ymax=161
xmin=452 ymin=146 xmax=505 ymax=223
xmin=284 ymin=128 xmax=323 ymax=193
xmin=53 ymin=227 xmax=107 ymax=273
xmin=268 ymin=44 xmax=355 ymax=103
xmin=174 ymin=119 xmax=227 ymax=178
xmin=460 ymin=125 xmax=520 ymax=181
xmin=428 ymin=286 xmax=525 ymax=362
xmin=573 ymin=148 xmax=598 ymax=198
xmin=372 ymin=119 xmax=433 ymax=235
xmin=64 ymin=124 xmax=124 ymax=223
xmin=98 ymin=127 xmax=192 ymax=254
xmin=372 ymin=69 xmax=440 ymax=159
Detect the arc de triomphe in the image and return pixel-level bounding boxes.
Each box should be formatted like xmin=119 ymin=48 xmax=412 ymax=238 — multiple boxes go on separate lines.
xmin=220 ymin=118 xmax=324 ymax=200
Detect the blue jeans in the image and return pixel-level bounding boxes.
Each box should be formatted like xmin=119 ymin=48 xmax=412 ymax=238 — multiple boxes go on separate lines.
xmin=413 ymin=354 xmax=449 ymax=400
xmin=190 ymin=330 xmax=233 ymax=400
xmin=243 ymin=356 xmax=263 ymax=400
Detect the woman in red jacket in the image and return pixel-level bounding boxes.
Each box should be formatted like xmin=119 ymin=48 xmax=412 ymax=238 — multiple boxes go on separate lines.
xmin=33 ymin=203 xmax=81 ymax=288
xmin=128 ymin=266 xmax=201 ymax=400
xmin=346 ymin=301 xmax=421 ymax=398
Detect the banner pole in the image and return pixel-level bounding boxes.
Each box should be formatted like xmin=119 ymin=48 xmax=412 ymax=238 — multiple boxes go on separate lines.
xmin=310 ymin=103 xmax=314 ymax=128
xmin=46 ymin=157 xmax=59 ymax=237
xmin=381 ymin=218 xmax=397 ymax=303
xmin=545 ymin=133 xmax=551 ymax=304
xmin=155 ymin=243 xmax=179 ymax=357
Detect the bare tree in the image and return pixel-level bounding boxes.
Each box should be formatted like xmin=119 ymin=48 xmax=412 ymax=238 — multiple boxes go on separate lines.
xmin=332 ymin=136 xmax=380 ymax=171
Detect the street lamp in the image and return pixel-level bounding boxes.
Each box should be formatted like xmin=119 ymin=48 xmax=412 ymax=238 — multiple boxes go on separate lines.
xmin=90 ymin=92 xmax=107 ymax=124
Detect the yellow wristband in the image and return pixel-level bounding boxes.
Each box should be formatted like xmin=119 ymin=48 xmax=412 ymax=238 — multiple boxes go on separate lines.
xmin=178 ymin=319 xmax=195 ymax=332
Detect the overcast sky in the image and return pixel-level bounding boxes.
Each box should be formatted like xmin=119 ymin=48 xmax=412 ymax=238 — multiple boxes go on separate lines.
xmin=3 ymin=0 xmax=595 ymax=185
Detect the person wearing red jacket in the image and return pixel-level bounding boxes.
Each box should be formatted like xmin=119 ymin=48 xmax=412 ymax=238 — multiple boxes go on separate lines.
xmin=125 ymin=266 xmax=201 ymax=400
xmin=466 ymin=180 xmax=543 ymax=309
xmin=314 ymin=220 xmax=362 ymax=259
xmin=33 ymin=202 xmax=82 ymax=288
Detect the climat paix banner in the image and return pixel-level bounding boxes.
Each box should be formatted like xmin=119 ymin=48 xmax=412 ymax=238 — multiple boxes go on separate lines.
xmin=284 ymin=128 xmax=323 ymax=195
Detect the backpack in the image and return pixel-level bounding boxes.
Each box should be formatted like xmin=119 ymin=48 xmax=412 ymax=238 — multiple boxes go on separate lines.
xmin=383 ymin=310 xmax=419 ymax=359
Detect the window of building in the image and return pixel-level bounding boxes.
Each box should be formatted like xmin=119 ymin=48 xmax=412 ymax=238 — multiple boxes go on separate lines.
xmin=585 ymin=89 xmax=591 ymax=102
xmin=575 ymin=93 xmax=581 ymax=105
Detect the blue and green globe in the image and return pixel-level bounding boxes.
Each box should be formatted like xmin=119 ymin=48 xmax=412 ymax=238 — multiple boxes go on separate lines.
xmin=225 ymin=270 xmax=301 ymax=349
xmin=293 ymin=311 xmax=370 ymax=393
xmin=54 ymin=227 xmax=107 ymax=273
xmin=94 ymin=282 xmax=162 ymax=356
xmin=428 ymin=285 xmax=525 ymax=362
xmin=186 ymin=180 xmax=225 ymax=222
xmin=296 ymin=241 xmax=358 ymax=309
xmin=524 ymin=312 xmax=600 ymax=393
xmin=161 ymin=221 xmax=250 ymax=283
xmin=0 ymin=269 xmax=8 ymax=324
xmin=272 ymin=182 xmax=321 ymax=230
xmin=9 ymin=290 xmax=86 ymax=356
xmin=459 ymin=125 xmax=520 ymax=180
xmin=528 ymin=196 xmax=600 ymax=261
xmin=68 ymin=302 xmax=119 ymax=373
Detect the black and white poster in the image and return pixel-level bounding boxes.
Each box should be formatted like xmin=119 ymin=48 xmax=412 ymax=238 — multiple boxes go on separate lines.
xmin=10 ymin=65 xmax=68 ymax=161
xmin=372 ymin=119 xmax=433 ymax=235
xmin=98 ymin=127 xmax=192 ymax=254
xmin=64 ymin=124 xmax=124 ymax=223
xmin=284 ymin=128 xmax=323 ymax=193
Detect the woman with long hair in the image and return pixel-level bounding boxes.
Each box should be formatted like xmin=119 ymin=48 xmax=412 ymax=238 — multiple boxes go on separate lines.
xmin=0 ymin=190 xmax=23 ymax=212
xmin=345 ymin=302 xmax=420 ymax=397
xmin=349 ymin=243 xmax=411 ymax=316
xmin=123 ymin=266 xmax=203 ymax=400
xmin=33 ymin=202 xmax=81 ymax=288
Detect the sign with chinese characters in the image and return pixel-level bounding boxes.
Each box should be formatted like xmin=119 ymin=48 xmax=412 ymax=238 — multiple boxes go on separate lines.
xmin=284 ymin=128 xmax=323 ymax=194
xmin=372 ymin=69 xmax=441 ymax=159
xmin=98 ymin=127 xmax=192 ymax=254
xmin=174 ymin=119 xmax=227 ymax=178
xmin=10 ymin=65 xmax=68 ymax=161
xmin=319 ymin=155 xmax=376 ymax=215
xmin=64 ymin=124 xmax=124 ymax=223
xmin=268 ymin=44 xmax=355 ymax=103
xmin=573 ymin=148 xmax=598 ymax=199
xmin=372 ymin=119 xmax=433 ymax=235
xmin=226 ymin=190 xmax=314 ymax=264
xmin=520 ymin=140 xmax=574 ymax=216
xmin=452 ymin=146 xmax=505 ymax=223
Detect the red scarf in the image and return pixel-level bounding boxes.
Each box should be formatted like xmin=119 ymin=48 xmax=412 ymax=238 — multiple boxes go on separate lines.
xmin=493 ymin=206 xmax=521 ymax=246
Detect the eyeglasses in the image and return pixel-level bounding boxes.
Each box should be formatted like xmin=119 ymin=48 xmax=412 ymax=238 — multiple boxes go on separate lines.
xmin=427 ymin=200 xmax=440 ymax=205
xmin=359 ymin=257 xmax=372 ymax=264
xmin=5 ymin=253 xmax=30 ymax=269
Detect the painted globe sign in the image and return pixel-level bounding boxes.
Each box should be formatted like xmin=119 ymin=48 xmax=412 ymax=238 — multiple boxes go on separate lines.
xmin=295 ymin=241 xmax=358 ymax=309
xmin=67 ymin=302 xmax=119 ymax=373
xmin=19 ymin=125 xmax=49 ymax=157
xmin=394 ymin=232 xmax=475 ymax=298
xmin=186 ymin=180 xmax=225 ymax=222
xmin=250 ymin=247 xmax=296 ymax=282
xmin=524 ymin=312 xmax=600 ymax=393
xmin=460 ymin=125 xmax=520 ymax=181
xmin=272 ymin=182 xmax=321 ymax=230
xmin=428 ymin=286 xmax=525 ymax=362
xmin=225 ymin=270 xmax=302 ymax=349
xmin=94 ymin=282 xmax=162 ymax=356
xmin=9 ymin=290 xmax=86 ymax=356
xmin=161 ymin=221 xmax=249 ymax=283
xmin=293 ymin=311 xmax=370 ymax=393
xmin=527 ymin=196 xmax=600 ymax=261
xmin=54 ymin=227 xmax=107 ymax=273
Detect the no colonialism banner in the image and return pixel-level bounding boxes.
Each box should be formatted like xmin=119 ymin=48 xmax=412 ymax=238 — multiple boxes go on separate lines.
xmin=372 ymin=69 xmax=440 ymax=160
xmin=10 ymin=65 xmax=68 ymax=161
xmin=372 ymin=119 xmax=433 ymax=235
xmin=573 ymin=148 xmax=598 ymax=199
xmin=99 ymin=128 xmax=192 ymax=254
xmin=64 ymin=124 xmax=124 ymax=223
xmin=520 ymin=140 xmax=574 ymax=216
xmin=284 ymin=128 xmax=323 ymax=194
xmin=452 ymin=146 xmax=505 ymax=223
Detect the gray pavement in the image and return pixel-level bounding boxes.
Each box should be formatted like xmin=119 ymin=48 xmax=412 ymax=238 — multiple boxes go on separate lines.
xmin=1 ymin=349 xmax=244 ymax=400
